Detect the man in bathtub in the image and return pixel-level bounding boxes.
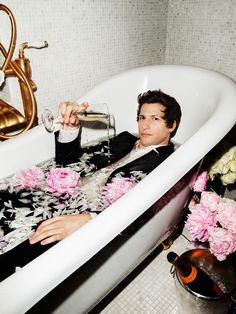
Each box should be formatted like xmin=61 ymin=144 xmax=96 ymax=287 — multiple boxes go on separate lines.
xmin=28 ymin=89 xmax=181 ymax=246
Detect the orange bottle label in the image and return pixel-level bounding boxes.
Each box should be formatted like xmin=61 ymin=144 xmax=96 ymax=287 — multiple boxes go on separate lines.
xmin=180 ymin=265 xmax=197 ymax=284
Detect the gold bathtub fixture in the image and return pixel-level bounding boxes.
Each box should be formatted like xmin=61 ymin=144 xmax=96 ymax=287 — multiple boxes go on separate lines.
xmin=0 ymin=4 xmax=48 ymax=140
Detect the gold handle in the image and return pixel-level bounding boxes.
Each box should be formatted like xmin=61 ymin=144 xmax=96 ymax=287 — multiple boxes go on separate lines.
xmin=0 ymin=4 xmax=48 ymax=140
xmin=0 ymin=43 xmax=37 ymax=139
xmin=0 ymin=4 xmax=16 ymax=73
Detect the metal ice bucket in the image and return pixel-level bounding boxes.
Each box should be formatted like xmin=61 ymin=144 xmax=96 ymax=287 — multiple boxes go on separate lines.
xmin=174 ymin=249 xmax=236 ymax=314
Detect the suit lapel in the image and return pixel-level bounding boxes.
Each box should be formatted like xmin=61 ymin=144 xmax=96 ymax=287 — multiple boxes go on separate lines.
xmin=110 ymin=144 xmax=174 ymax=178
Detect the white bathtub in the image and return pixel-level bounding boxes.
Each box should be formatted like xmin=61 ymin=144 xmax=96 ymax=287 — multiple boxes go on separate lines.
xmin=0 ymin=65 xmax=236 ymax=313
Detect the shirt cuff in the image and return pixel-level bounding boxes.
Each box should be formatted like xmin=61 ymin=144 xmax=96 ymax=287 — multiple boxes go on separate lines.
xmin=89 ymin=212 xmax=98 ymax=219
xmin=58 ymin=128 xmax=80 ymax=143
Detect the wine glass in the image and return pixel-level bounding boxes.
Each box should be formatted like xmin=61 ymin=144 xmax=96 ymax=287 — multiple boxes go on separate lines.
xmin=42 ymin=103 xmax=109 ymax=133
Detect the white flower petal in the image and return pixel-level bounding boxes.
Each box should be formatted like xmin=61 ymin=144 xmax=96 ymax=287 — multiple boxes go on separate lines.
xmin=221 ymin=172 xmax=236 ymax=185
xmin=229 ymin=160 xmax=236 ymax=172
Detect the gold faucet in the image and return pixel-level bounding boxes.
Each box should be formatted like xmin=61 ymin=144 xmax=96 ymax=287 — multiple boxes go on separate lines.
xmin=0 ymin=4 xmax=48 ymax=140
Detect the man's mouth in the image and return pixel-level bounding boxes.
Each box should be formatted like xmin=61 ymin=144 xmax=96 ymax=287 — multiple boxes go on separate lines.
xmin=141 ymin=133 xmax=152 ymax=137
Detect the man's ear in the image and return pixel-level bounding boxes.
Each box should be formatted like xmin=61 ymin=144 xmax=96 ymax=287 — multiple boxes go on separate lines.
xmin=169 ymin=120 xmax=177 ymax=132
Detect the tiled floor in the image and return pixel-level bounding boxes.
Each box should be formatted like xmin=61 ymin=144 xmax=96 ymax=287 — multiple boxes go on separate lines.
xmin=93 ymin=232 xmax=189 ymax=314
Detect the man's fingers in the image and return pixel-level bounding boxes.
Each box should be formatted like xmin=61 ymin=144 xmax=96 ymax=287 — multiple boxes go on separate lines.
xmin=29 ymin=214 xmax=91 ymax=245
xmin=29 ymin=226 xmax=64 ymax=244
xmin=81 ymin=101 xmax=89 ymax=110
xmin=29 ymin=217 xmax=64 ymax=244
xmin=40 ymin=234 xmax=62 ymax=245
xmin=58 ymin=101 xmax=89 ymax=128
xmin=36 ymin=216 xmax=61 ymax=231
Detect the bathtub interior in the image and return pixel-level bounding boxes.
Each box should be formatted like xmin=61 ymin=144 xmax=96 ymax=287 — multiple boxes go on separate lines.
xmin=0 ymin=65 xmax=229 ymax=180
xmin=0 ymin=65 xmax=236 ymax=314
xmin=79 ymin=65 xmax=222 ymax=146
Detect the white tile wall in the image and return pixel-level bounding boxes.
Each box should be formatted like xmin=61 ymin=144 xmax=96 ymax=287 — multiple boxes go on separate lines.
xmin=1 ymin=0 xmax=236 ymax=120
xmin=0 ymin=0 xmax=168 ymax=118
xmin=166 ymin=0 xmax=236 ymax=81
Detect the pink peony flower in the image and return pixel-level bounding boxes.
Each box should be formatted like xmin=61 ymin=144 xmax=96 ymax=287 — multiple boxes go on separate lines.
xmin=193 ymin=171 xmax=209 ymax=192
xmin=208 ymin=227 xmax=236 ymax=261
xmin=13 ymin=167 xmax=44 ymax=190
xmin=216 ymin=198 xmax=236 ymax=232
xmin=185 ymin=203 xmax=217 ymax=242
xmin=102 ymin=176 xmax=137 ymax=205
xmin=217 ymin=197 xmax=236 ymax=213
xmin=45 ymin=168 xmax=80 ymax=197
xmin=200 ymin=191 xmax=221 ymax=212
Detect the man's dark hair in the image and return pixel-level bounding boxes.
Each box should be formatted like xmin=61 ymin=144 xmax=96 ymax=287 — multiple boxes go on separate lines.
xmin=137 ymin=89 xmax=182 ymax=138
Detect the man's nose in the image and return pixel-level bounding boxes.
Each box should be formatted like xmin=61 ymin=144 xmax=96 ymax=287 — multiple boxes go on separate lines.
xmin=143 ymin=119 xmax=151 ymax=129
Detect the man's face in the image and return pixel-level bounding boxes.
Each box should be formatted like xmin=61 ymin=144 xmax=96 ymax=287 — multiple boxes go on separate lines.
xmin=137 ymin=102 xmax=176 ymax=149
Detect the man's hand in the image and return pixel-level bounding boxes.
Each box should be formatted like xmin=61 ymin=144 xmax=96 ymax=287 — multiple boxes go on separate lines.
xmin=29 ymin=213 xmax=92 ymax=245
xmin=59 ymin=101 xmax=89 ymax=130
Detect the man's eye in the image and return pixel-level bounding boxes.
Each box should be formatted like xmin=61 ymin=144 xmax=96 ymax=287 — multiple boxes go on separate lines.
xmin=138 ymin=116 xmax=144 ymax=120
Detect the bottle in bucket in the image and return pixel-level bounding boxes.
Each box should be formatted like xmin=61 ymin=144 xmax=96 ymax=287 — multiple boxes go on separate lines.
xmin=167 ymin=251 xmax=225 ymax=298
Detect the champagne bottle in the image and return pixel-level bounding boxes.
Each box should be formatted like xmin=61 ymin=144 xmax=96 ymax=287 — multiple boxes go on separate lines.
xmin=167 ymin=251 xmax=225 ymax=297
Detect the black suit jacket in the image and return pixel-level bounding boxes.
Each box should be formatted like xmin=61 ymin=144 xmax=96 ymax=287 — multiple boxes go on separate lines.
xmin=55 ymin=131 xmax=175 ymax=182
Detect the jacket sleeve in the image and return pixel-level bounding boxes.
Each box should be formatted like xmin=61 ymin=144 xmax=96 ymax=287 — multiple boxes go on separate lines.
xmin=55 ymin=131 xmax=112 ymax=167
xmin=55 ymin=131 xmax=137 ymax=167
xmin=55 ymin=131 xmax=82 ymax=166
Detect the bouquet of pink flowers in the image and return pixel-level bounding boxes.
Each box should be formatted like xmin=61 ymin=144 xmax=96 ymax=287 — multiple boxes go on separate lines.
xmin=185 ymin=171 xmax=236 ymax=261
